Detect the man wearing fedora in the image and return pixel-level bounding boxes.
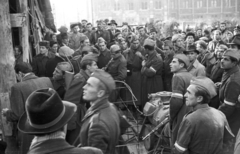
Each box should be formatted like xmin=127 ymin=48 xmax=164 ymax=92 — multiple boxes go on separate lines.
xmin=18 ymin=88 xmax=102 ymax=154
xmin=64 ymin=54 xmax=98 ymax=145
xmin=185 ymin=44 xmax=206 ymax=77
xmin=174 ymin=77 xmax=233 ymax=154
xmin=108 ymin=20 xmax=120 ymax=46
xmin=218 ymin=49 xmax=240 ymax=153
xmin=169 ymin=54 xmax=193 ymax=146
xmin=78 ymin=69 xmax=120 ymax=154
xmin=2 ymin=62 xmax=53 ymax=154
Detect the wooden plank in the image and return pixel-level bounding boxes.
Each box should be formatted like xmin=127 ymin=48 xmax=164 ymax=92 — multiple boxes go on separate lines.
xmin=10 ymin=13 xmax=25 ymax=27
xmin=0 ymin=93 xmax=13 ymax=136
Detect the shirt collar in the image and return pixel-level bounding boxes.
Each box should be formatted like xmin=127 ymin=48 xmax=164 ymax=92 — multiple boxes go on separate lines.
xmin=193 ymin=104 xmax=209 ymax=111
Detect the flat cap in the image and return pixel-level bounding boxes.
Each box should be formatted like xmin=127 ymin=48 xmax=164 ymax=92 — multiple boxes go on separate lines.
xmin=172 ymin=34 xmax=182 ymax=42
xmin=81 ymin=53 xmax=98 ymax=64
xmin=91 ymin=69 xmax=116 ymax=93
xmin=174 ymin=54 xmax=190 ymax=67
xmin=223 ymin=49 xmax=240 ymax=61
xmin=58 ymin=46 xmax=74 ymax=57
xmin=56 ymin=62 xmax=72 ymax=72
xmin=143 ymin=39 xmax=155 ymax=47
xmin=39 ymin=41 xmax=50 ymax=48
xmin=190 ymin=76 xmax=217 ymax=99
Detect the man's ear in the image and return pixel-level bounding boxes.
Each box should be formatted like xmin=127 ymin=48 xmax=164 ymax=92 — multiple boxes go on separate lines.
xmin=197 ymin=96 xmax=203 ymax=103
xmin=97 ymin=89 xmax=106 ymax=98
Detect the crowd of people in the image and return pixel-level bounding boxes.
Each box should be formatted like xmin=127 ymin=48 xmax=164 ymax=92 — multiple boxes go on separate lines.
xmin=3 ymin=18 xmax=240 ymax=154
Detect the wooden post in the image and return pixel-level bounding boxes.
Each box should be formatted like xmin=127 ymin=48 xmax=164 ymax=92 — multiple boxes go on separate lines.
xmin=20 ymin=0 xmax=30 ymax=62
xmin=0 ymin=0 xmax=16 ymax=138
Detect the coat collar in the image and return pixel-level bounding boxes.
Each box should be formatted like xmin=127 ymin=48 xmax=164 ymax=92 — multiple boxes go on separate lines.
xmin=22 ymin=73 xmax=38 ymax=81
xmin=175 ymin=68 xmax=188 ymax=74
xmin=221 ymin=65 xmax=239 ymax=83
xmin=82 ymin=96 xmax=109 ymax=122
xmin=28 ymin=138 xmax=74 ymax=154
xmin=79 ymin=69 xmax=89 ymax=80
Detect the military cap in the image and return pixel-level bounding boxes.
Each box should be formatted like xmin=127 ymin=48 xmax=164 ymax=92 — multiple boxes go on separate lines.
xmin=150 ymin=28 xmax=157 ymax=33
xmin=163 ymin=40 xmax=173 ymax=48
xmin=190 ymin=76 xmax=217 ymax=99
xmin=223 ymin=49 xmax=240 ymax=61
xmin=81 ymin=53 xmax=98 ymax=64
xmin=58 ymin=46 xmax=74 ymax=57
xmin=39 ymin=41 xmax=50 ymax=48
xmin=97 ymin=37 xmax=106 ymax=44
xmin=174 ymin=54 xmax=190 ymax=67
xmin=143 ymin=38 xmax=155 ymax=47
xmin=110 ymin=45 xmax=121 ymax=53
xmin=82 ymin=45 xmax=93 ymax=53
xmin=185 ymin=44 xmax=199 ymax=54
xmin=91 ymin=69 xmax=116 ymax=93
xmin=228 ymin=34 xmax=240 ymax=46
xmin=58 ymin=26 xmax=68 ymax=33
xmin=172 ymin=34 xmax=182 ymax=42
xmin=70 ymin=22 xmax=80 ymax=29
xmin=130 ymin=35 xmax=139 ymax=43
xmin=56 ymin=62 xmax=72 ymax=72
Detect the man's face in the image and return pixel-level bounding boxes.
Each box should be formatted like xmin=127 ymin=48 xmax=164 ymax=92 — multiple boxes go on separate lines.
xmin=186 ymin=36 xmax=194 ymax=44
xmin=102 ymin=22 xmax=107 ymax=30
xmin=14 ymin=47 xmax=21 ymax=56
xmin=53 ymin=68 xmax=63 ymax=81
xmin=51 ymin=44 xmax=58 ymax=53
xmin=132 ymin=40 xmax=140 ymax=49
xmin=83 ymin=39 xmax=90 ymax=46
xmin=83 ymin=77 xmax=100 ymax=101
xmin=220 ymin=24 xmax=226 ymax=31
xmin=120 ymin=40 xmax=128 ymax=50
xmin=99 ymin=42 xmax=106 ymax=51
xmin=196 ymin=43 xmax=203 ymax=53
xmin=170 ymin=58 xmax=182 ymax=73
xmin=213 ymin=31 xmax=221 ymax=40
xmin=139 ymin=28 xmax=145 ymax=36
xmin=88 ymin=61 xmax=98 ymax=73
xmin=110 ymin=50 xmax=121 ymax=59
xmin=186 ymin=51 xmax=198 ymax=62
xmin=196 ymin=30 xmax=202 ymax=36
xmin=163 ymin=46 xmax=173 ymax=56
xmin=176 ymin=38 xmax=184 ymax=47
xmin=40 ymin=46 xmax=48 ymax=54
xmin=97 ymin=23 xmax=103 ymax=30
xmin=82 ymin=21 xmax=87 ymax=27
xmin=52 ymin=35 xmax=57 ymax=42
xmin=86 ymin=24 xmax=92 ymax=31
xmin=221 ymin=55 xmax=236 ymax=70
xmin=111 ymin=24 xmax=116 ymax=30
xmin=149 ymin=32 xmax=157 ymax=39
xmin=185 ymin=85 xmax=198 ymax=107
xmin=73 ymin=26 xmax=79 ymax=33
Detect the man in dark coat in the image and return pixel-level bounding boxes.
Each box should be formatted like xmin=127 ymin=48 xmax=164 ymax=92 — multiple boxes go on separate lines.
xmin=2 ymin=62 xmax=53 ymax=154
xmin=218 ymin=49 xmax=240 ymax=153
xmin=169 ymin=54 xmax=193 ymax=146
xmin=32 ymin=41 xmax=51 ymax=77
xmin=17 ymin=88 xmax=102 ymax=154
xmin=79 ymin=69 xmax=121 ymax=154
xmin=138 ymin=26 xmax=149 ymax=46
xmin=108 ymin=20 xmax=121 ymax=46
xmin=123 ymin=36 xmax=144 ymax=106
xmin=64 ymin=54 xmax=98 ymax=145
xmin=97 ymin=38 xmax=111 ymax=69
xmin=141 ymin=39 xmax=163 ymax=108
xmin=90 ymin=20 xmax=110 ymax=46
xmin=45 ymin=46 xmax=74 ymax=78
xmin=106 ymin=45 xmax=127 ymax=102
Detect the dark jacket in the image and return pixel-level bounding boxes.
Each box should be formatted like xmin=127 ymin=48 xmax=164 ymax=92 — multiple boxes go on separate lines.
xmin=6 ymin=73 xmax=53 ymax=154
xmin=32 ymin=54 xmax=49 ymax=77
xmin=91 ymin=30 xmax=110 ymax=46
xmin=108 ymin=29 xmax=121 ymax=44
xmin=97 ymin=48 xmax=111 ymax=69
xmin=45 ymin=56 xmax=65 ymax=78
xmin=79 ymin=97 xmax=120 ymax=154
xmin=106 ymin=54 xmax=127 ymax=81
xmin=27 ymin=138 xmax=103 ymax=154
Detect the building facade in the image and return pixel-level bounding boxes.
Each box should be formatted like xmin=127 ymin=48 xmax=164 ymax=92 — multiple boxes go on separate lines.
xmin=91 ymin=0 xmax=240 ymax=26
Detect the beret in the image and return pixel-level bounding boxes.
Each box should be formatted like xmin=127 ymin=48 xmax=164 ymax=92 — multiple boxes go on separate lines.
xmin=143 ymin=39 xmax=155 ymax=47
xmin=174 ymin=54 xmax=190 ymax=67
xmin=56 ymin=62 xmax=72 ymax=72
xmin=81 ymin=53 xmax=98 ymax=64
xmin=223 ymin=49 xmax=240 ymax=61
xmin=39 ymin=41 xmax=50 ymax=48
xmin=58 ymin=46 xmax=74 ymax=57
xmin=91 ymin=69 xmax=116 ymax=93
xmin=190 ymin=76 xmax=217 ymax=99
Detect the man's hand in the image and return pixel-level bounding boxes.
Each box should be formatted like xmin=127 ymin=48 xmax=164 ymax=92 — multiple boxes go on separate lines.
xmin=135 ymin=51 xmax=142 ymax=58
xmin=2 ymin=108 xmax=9 ymax=117
xmin=142 ymin=60 xmax=146 ymax=67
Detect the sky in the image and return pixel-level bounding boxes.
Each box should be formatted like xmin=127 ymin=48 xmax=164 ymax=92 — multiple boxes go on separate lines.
xmin=50 ymin=0 xmax=91 ymax=29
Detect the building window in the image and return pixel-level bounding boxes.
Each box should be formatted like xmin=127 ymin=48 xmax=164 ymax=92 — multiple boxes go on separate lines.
xmin=128 ymin=2 xmax=134 ymax=10
xmin=186 ymin=1 xmax=189 ymax=8
xmin=210 ymin=0 xmax=218 ymax=7
xmin=114 ymin=2 xmax=120 ymax=11
xmin=230 ymin=0 xmax=235 ymax=6
xmin=141 ymin=1 xmax=148 ymax=10
xmin=197 ymin=0 xmax=203 ymax=8
xmin=155 ymin=0 xmax=161 ymax=9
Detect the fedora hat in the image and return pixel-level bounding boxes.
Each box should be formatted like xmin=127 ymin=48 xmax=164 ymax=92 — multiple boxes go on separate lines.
xmin=184 ymin=44 xmax=199 ymax=54
xmin=18 ymin=88 xmax=76 ymax=135
xmin=108 ymin=20 xmax=118 ymax=26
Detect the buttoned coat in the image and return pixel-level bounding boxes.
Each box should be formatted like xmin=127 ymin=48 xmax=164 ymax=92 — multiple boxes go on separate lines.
xmin=7 ymin=73 xmax=53 ymax=154
xmin=79 ymin=97 xmax=120 ymax=154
